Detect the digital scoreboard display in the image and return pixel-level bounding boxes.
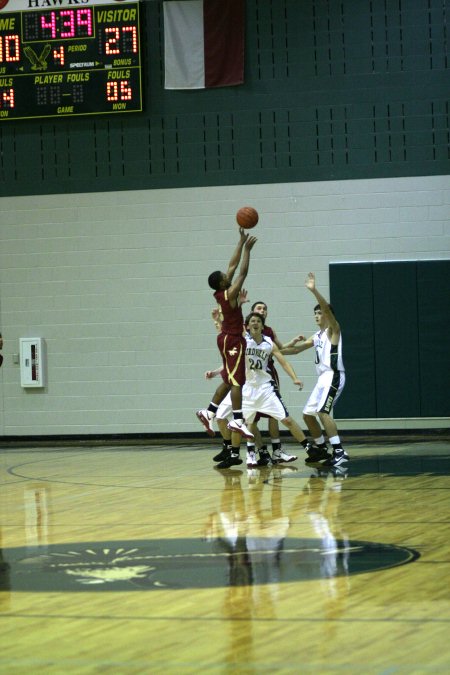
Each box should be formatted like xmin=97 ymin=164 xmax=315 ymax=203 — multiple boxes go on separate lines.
xmin=0 ymin=0 xmax=143 ymax=121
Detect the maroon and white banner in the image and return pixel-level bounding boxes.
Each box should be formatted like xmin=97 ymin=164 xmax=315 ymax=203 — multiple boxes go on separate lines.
xmin=163 ymin=0 xmax=244 ymax=90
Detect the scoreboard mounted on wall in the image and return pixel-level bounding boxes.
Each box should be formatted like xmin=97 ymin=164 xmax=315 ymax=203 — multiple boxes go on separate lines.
xmin=0 ymin=0 xmax=143 ymax=121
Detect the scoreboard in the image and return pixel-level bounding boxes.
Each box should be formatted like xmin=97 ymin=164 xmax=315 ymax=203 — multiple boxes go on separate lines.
xmin=0 ymin=0 xmax=143 ymax=121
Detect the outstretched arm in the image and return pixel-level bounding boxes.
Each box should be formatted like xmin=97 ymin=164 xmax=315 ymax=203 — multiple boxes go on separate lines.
xmin=305 ymin=272 xmax=340 ymax=344
xmin=281 ymin=335 xmax=314 ymax=355
xmin=226 ymin=228 xmax=249 ymax=282
xmin=275 ymin=333 xmax=306 ymax=351
xmin=228 ymin=235 xmax=257 ymax=305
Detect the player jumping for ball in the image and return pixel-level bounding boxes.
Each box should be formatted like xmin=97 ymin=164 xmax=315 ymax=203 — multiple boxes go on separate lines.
xmin=196 ymin=228 xmax=257 ymax=461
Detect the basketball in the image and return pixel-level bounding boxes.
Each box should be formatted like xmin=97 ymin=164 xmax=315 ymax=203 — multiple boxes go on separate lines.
xmin=236 ymin=206 xmax=259 ymax=229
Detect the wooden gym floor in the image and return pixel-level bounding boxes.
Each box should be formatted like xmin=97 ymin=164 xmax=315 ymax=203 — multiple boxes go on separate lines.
xmin=0 ymin=436 xmax=449 ymax=674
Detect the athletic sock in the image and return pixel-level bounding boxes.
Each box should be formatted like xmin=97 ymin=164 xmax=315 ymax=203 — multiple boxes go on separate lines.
xmin=207 ymin=403 xmax=219 ymax=415
xmin=329 ymin=435 xmax=343 ymax=451
xmin=232 ymin=409 xmax=243 ymax=420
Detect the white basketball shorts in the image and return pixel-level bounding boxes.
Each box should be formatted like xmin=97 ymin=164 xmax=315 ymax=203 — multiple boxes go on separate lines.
xmin=303 ymin=370 xmax=345 ymax=415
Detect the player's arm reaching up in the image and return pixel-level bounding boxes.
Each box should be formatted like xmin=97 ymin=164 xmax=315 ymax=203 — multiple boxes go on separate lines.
xmin=305 ymin=272 xmax=340 ymax=345
xmin=225 ymin=229 xmax=249 ymax=286
xmin=227 ymin=230 xmax=257 ymax=307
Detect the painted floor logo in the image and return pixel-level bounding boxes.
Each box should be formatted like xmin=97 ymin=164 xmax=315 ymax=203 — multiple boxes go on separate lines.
xmin=0 ymin=538 xmax=419 ymax=592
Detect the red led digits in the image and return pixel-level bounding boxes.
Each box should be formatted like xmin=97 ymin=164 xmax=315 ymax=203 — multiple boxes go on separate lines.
xmin=53 ymin=45 xmax=65 ymax=67
xmin=75 ymin=9 xmax=92 ymax=36
xmin=122 ymin=25 xmax=138 ymax=52
xmin=40 ymin=12 xmax=56 ymax=38
xmin=120 ymin=80 xmax=132 ymax=100
xmin=104 ymin=27 xmax=120 ymax=55
xmin=0 ymin=35 xmax=20 ymax=62
xmin=60 ymin=10 xmax=75 ymax=39
xmin=40 ymin=9 xmax=93 ymax=40
xmin=0 ymin=88 xmax=15 ymax=109
xmin=104 ymin=25 xmax=138 ymax=55
xmin=106 ymin=80 xmax=132 ymax=102
xmin=106 ymin=81 xmax=118 ymax=101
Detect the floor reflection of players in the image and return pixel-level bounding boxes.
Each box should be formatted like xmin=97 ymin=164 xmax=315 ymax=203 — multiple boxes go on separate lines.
xmin=206 ymin=468 xmax=292 ymax=670
xmin=246 ymin=469 xmax=290 ymax=611
xmin=205 ymin=470 xmax=253 ymax=671
xmin=206 ymin=467 xmax=351 ymax=666
xmin=292 ymin=468 xmax=350 ymax=636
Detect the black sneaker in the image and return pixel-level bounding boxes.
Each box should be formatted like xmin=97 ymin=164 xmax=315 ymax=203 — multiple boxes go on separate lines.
xmin=213 ymin=447 xmax=231 ymax=462
xmin=322 ymin=450 xmax=349 ymax=467
xmin=305 ymin=445 xmax=332 ymax=464
xmin=257 ymin=446 xmax=272 ymax=467
xmin=216 ymin=453 xmax=243 ymax=469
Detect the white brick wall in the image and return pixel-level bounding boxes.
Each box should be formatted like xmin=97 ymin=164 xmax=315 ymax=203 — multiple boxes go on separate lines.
xmin=0 ymin=175 xmax=449 ymax=436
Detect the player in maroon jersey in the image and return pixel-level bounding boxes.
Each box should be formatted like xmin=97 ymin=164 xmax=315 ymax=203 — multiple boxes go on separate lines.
xmin=196 ymin=229 xmax=257 ymax=468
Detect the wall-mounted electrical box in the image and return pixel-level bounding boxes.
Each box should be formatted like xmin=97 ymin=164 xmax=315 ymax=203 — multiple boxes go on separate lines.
xmin=20 ymin=338 xmax=46 ymax=388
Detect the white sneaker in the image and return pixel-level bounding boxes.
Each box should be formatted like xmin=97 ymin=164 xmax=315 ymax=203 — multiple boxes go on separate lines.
xmin=196 ymin=409 xmax=215 ymax=437
xmin=272 ymin=449 xmax=297 ymax=464
xmin=246 ymin=450 xmax=258 ymax=467
xmin=227 ymin=419 xmax=254 ymax=439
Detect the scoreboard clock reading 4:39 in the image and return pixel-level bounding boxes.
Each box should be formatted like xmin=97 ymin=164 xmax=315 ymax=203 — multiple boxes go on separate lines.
xmin=0 ymin=0 xmax=143 ymax=120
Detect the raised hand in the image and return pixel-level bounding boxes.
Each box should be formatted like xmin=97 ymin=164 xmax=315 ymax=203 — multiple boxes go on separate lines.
xmin=238 ymin=227 xmax=249 ymax=243
xmin=245 ymin=235 xmax=257 ymax=250
xmin=239 ymin=288 xmax=249 ymax=306
xmin=305 ymin=271 xmax=316 ymax=291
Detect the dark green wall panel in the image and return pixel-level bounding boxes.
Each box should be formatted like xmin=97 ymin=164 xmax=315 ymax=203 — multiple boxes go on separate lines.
xmin=373 ymin=262 xmax=421 ymax=417
xmin=329 ymin=263 xmax=376 ymax=418
xmin=330 ymin=260 xmax=449 ymax=420
xmin=1 ymin=0 xmax=449 ymax=197
xmin=417 ymin=260 xmax=450 ymax=417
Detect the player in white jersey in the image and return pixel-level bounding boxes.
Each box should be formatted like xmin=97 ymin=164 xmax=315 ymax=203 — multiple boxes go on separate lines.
xmin=212 ymin=312 xmax=315 ymax=468
xmin=246 ymin=300 xmax=304 ymax=466
xmin=286 ymin=272 xmax=348 ymax=468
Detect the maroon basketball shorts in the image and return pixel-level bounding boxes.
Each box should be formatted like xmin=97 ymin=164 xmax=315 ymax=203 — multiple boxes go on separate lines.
xmin=217 ymin=333 xmax=246 ymax=386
